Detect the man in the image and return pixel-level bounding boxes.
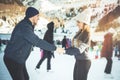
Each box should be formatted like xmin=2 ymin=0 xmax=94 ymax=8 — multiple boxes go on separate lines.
xmin=3 ymin=7 xmax=58 ymax=80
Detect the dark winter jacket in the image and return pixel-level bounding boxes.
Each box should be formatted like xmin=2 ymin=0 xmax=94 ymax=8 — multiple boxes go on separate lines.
xmin=44 ymin=22 xmax=54 ymax=44
xmin=43 ymin=22 xmax=54 ymax=57
xmin=4 ymin=19 xmax=56 ymax=64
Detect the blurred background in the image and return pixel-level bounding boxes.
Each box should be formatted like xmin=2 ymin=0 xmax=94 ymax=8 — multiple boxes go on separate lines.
xmin=0 ymin=0 xmax=120 ymax=37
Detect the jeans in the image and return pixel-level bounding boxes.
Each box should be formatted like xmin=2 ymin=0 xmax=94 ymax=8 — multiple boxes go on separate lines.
xmin=4 ymin=56 xmax=29 ymax=80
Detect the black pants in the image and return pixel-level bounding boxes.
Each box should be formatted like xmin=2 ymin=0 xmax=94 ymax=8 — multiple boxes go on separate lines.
xmin=104 ymin=58 xmax=113 ymax=74
xmin=4 ymin=56 xmax=29 ymax=80
xmin=73 ymin=60 xmax=91 ymax=80
xmin=36 ymin=52 xmax=52 ymax=70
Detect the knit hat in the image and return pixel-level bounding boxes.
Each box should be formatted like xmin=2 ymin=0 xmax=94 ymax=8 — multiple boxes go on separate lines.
xmin=25 ymin=7 xmax=39 ymax=18
xmin=74 ymin=8 xmax=92 ymax=25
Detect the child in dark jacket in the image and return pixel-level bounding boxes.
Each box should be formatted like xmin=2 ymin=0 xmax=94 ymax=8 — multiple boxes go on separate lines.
xmin=35 ymin=21 xmax=55 ymax=72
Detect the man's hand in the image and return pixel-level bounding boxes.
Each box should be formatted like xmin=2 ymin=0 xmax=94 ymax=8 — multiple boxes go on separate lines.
xmin=55 ymin=48 xmax=65 ymax=54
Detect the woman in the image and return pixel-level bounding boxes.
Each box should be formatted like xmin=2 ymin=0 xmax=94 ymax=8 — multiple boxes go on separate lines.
xmin=65 ymin=8 xmax=91 ymax=80
xmin=35 ymin=21 xmax=55 ymax=72
xmin=101 ymin=32 xmax=113 ymax=77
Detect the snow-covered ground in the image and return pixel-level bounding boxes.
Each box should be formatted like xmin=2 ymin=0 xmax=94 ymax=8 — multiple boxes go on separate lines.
xmin=0 ymin=45 xmax=120 ymax=80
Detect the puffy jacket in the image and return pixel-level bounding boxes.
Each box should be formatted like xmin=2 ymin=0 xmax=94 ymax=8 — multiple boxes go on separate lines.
xmin=4 ymin=18 xmax=56 ymax=64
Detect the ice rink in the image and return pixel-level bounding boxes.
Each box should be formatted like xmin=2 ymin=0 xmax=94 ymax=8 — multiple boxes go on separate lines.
xmin=0 ymin=46 xmax=120 ymax=80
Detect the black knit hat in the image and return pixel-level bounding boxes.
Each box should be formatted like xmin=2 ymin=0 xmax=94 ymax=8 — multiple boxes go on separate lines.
xmin=25 ymin=7 xmax=39 ymax=18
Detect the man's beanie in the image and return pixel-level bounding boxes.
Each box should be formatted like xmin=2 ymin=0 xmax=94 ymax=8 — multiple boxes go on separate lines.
xmin=25 ymin=7 xmax=39 ymax=18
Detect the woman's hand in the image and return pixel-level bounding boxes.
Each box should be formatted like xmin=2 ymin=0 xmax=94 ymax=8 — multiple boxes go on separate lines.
xmin=55 ymin=47 xmax=65 ymax=54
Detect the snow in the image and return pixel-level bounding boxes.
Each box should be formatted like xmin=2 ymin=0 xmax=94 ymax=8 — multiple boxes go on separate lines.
xmin=35 ymin=17 xmax=49 ymax=30
xmin=0 ymin=0 xmax=119 ymax=35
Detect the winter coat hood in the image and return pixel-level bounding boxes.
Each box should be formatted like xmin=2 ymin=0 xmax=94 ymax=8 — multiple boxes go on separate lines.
xmin=47 ymin=21 xmax=54 ymax=31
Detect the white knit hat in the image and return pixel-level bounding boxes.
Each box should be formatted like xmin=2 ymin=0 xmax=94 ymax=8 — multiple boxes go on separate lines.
xmin=73 ymin=8 xmax=92 ymax=25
